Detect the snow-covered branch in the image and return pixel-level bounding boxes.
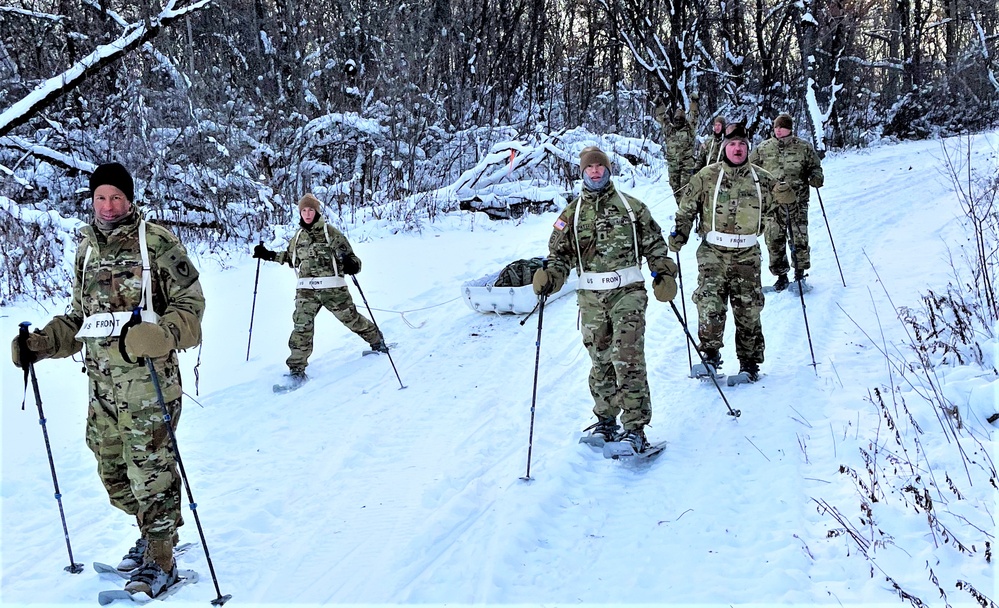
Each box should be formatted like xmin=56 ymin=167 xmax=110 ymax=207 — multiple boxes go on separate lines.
xmin=0 ymin=0 xmax=211 ymax=138
xmin=0 ymin=136 xmax=98 ymax=173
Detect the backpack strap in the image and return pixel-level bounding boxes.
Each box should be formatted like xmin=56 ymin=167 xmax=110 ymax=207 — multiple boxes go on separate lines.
xmin=572 ymin=193 xmax=640 ymax=272
xmin=289 ymin=225 xmax=341 ymax=276
xmin=710 ymin=166 xmax=764 ymax=235
xmin=79 ymin=221 xmax=154 ymax=317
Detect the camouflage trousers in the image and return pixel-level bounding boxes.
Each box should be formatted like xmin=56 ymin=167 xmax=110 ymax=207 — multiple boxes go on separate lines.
xmin=765 ymin=201 xmax=811 ymax=276
xmin=691 ymin=241 xmax=766 ymax=364
xmin=287 ymin=286 xmax=381 ymax=372
xmin=578 ymin=284 xmax=652 ymax=431
xmin=84 ymin=346 xmax=184 ymax=545
xmin=668 ymin=162 xmax=696 ymax=200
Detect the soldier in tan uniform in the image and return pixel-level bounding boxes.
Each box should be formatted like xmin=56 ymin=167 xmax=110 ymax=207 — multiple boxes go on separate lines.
xmin=532 ymin=146 xmax=677 ymax=453
xmin=253 ymin=193 xmax=387 ymax=387
xmin=749 ymin=113 xmax=825 ymax=291
xmin=11 ymin=162 xmax=205 ymax=597
xmin=670 ymin=124 xmax=795 ymax=381
xmin=656 ymin=93 xmax=700 ymax=200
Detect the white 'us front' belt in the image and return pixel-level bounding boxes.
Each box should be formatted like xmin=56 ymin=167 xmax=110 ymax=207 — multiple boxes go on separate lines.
xmin=705 ymin=230 xmax=758 ymax=249
xmin=297 ymin=276 xmax=348 ymax=290
xmin=75 ymin=310 xmax=160 ymax=339
xmin=577 ymin=266 xmax=644 ymax=291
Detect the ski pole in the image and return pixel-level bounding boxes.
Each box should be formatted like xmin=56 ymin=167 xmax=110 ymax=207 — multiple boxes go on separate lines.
xmin=16 ymin=322 xmax=84 ymax=574
xmin=349 ymin=275 xmax=406 ymax=389
xmin=666 ymin=305 xmax=741 ymax=418
xmin=119 ymin=310 xmax=232 ymax=606
xmin=814 ymin=188 xmax=846 ymax=287
xmin=246 ymin=238 xmax=263 ymax=361
xmin=674 ymin=259 xmax=693 ymax=371
xmin=784 ymin=212 xmax=819 ymax=374
xmin=521 ymin=267 xmax=550 ymax=481
xmin=519 ymin=298 xmax=542 ymax=326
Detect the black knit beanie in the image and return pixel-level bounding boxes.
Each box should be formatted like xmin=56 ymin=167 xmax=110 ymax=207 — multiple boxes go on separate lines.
xmin=89 ymin=163 xmax=134 ymax=202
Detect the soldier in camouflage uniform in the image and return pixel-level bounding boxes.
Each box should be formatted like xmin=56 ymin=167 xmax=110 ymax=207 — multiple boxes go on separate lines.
xmin=697 ymin=115 xmax=727 ymax=170
xmin=11 ymin=163 xmax=205 ymax=597
xmin=532 ymin=146 xmax=678 ymax=453
xmin=749 ymin=113 xmax=825 ymax=291
xmin=669 ymin=124 xmax=796 ymax=381
xmin=254 ymin=193 xmax=387 ymax=383
xmin=655 ymin=93 xmax=700 ymax=200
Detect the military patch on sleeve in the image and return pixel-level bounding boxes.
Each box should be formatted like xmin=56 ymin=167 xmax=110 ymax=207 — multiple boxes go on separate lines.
xmin=554 ymin=218 xmax=567 ymax=231
xmin=156 ymin=244 xmax=200 ymax=289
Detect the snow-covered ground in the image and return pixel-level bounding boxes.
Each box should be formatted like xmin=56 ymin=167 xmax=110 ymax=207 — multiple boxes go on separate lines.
xmin=2 ymin=134 xmax=996 ymax=607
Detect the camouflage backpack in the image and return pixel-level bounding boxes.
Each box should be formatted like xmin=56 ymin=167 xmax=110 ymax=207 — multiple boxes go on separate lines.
xmin=493 ymin=257 xmax=546 ymax=287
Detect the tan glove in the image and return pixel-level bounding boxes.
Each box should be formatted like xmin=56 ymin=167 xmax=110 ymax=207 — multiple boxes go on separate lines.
xmin=124 ymin=322 xmax=176 ymax=359
xmin=653 ymin=274 xmax=677 ymax=302
xmin=668 ymin=231 xmax=686 ymax=253
xmin=773 ymin=182 xmax=796 ymax=205
xmin=652 ymin=258 xmax=679 ymax=302
xmin=809 ymin=173 xmax=824 ymax=188
xmin=532 ymin=268 xmax=565 ymax=296
xmin=11 ymin=330 xmax=53 ymax=368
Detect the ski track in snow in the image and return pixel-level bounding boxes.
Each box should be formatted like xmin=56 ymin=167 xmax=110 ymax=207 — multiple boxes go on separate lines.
xmin=2 ymin=134 xmax=997 ymax=607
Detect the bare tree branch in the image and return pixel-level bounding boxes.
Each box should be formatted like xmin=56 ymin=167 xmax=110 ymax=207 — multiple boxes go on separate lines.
xmin=0 ymin=0 xmax=211 ymax=138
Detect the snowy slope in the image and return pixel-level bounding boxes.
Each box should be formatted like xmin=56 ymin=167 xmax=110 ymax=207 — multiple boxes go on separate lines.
xmin=2 ymin=134 xmax=996 ymax=607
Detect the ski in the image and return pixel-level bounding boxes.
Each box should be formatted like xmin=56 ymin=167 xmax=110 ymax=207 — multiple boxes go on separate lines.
xmin=726 ymin=372 xmax=764 ymax=386
xmin=97 ymin=569 xmax=198 ymax=605
xmin=763 ymin=280 xmax=812 ymax=295
xmin=602 ymin=440 xmax=668 ymax=460
xmin=578 ymin=435 xmax=606 ymax=450
xmin=273 ymin=374 xmax=308 ymax=394
xmin=690 ymin=362 xmax=725 ymax=381
xmin=94 ymin=543 xmax=198 ymax=580
xmin=362 ymin=342 xmax=398 ymax=356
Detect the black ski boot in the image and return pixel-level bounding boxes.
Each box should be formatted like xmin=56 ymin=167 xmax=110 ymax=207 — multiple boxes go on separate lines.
xmin=369 ymin=340 xmax=390 ymax=354
xmin=738 ymin=360 xmax=760 ymax=382
xmin=793 ymin=268 xmax=806 ymax=282
xmin=773 ymin=273 xmax=790 ymax=292
xmin=125 ymin=561 xmax=177 ymax=597
xmin=117 ymin=538 xmax=147 ymax=572
xmin=589 ymin=417 xmax=620 ymax=443
xmin=618 ymin=428 xmax=649 ymax=453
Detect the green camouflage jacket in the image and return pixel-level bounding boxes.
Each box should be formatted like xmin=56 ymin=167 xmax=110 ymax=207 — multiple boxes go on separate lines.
xmin=674 ymin=161 xmax=783 ymax=245
xmin=749 ymin=136 xmax=824 ymax=203
xmin=661 ymin=99 xmax=700 ymax=176
xmin=42 ymin=210 xmax=205 ymax=362
xmin=276 ymin=217 xmax=355 ymax=279
xmin=546 ymin=183 xmax=672 ymax=286
xmin=697 ymin=133 xmax=725 ymax=170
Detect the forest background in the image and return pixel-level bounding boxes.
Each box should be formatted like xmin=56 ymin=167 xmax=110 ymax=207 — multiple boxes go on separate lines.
xmin=1 ymin=0 xmax=998 ymax=301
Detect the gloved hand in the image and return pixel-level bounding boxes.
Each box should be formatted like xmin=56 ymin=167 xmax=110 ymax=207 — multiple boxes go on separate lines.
xmin=252 ymin=244 xmax=276 ymax=261
xmin=668 ymin=231 xmax=686 ymax=253
xmin=11 ymin=330 xmax=53 ymax=368
xmin=653 ymin=274 xmax=678 ymax=303
xmin=689 ymin=91 xmax=699 ymax=101
xmin=654 ymin=103 xmax=668 ymax=128
xmin=532 ymin=268 xmax=565 ymax=296
xmin=809 ymin=173 xmax=824 ymax=188
xmin=652 ymin=258 xmax=679 ymax=302
xmin=124 ymin=322 xmax=176 ymax=359
xmin=773 ymin=182 xmax=796 ymax=205
xmin=339 ymin=254 xmax=361 ymax=275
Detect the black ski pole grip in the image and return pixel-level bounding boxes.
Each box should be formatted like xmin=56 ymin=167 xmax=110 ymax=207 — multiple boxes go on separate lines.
xmin=17 ymin=321 xmax=37 ymax=369
xmin=118 ymin=308 xmax=144 ymax=366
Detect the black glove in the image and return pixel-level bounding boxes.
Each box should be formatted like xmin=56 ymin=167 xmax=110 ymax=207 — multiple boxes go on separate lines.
xmin=339 ymin=254 xmax=361 ymax=275
xmin=253 ymin=244 xmax=276 ymax=261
